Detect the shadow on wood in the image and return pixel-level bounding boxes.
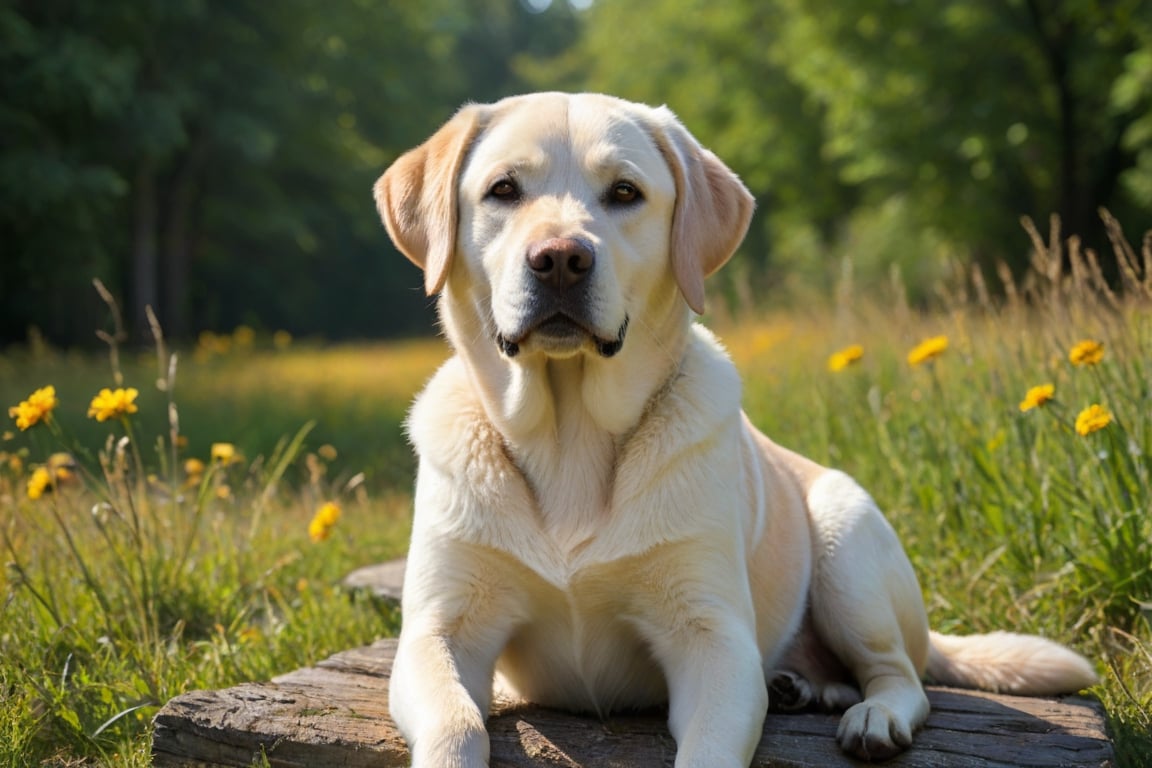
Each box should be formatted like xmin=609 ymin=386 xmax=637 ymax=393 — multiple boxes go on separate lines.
xmin=152 ymin=560 xmax=1113 ymax=767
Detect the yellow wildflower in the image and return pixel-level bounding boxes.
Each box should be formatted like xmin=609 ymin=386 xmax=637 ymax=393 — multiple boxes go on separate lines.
xmin=907 ymin=335 xmax=949 ymax=366
xmin=87 ymin=387 xmax=139 ymax=422
xmin=1019 ymin=384 xmax=1055 ymax=412
xmin=183 ymin=457 xmax=205 ymax=488
xmin=308 ymin=517 xmax=331 ymax=542
xmin=1068 ymin=339 xmax=1104 ymax=366
xmin=1075 ymin=404 xmax=1112 ymax=436
xmin=27 ymin=466 xmax=51 ymax=500
xmin=48 ymin=452 xmax=78 ymax=483
xmin=272 ymin=330 xmax=293 ymax=350
xmin=9 ymin=402 xmax=39 ymax=431
xmin=26 ymin=386 xmax=58 ymax=413
xmin=827 ymin=345 xmax=864 ymax=372
xmin=309 ymin=501 xmax=342 ymax=542
xmin=197 ymin=331 xmax=231 ymax=357
xmin=316 ymin=501 xmax=341 ymax=526
xmin=232 ymin=325 xmax=256 ymax=349
xmin=8 ymin=385 xmax=58 ymax=431
xmin=210 ymin=443 xmax=237 ymax=464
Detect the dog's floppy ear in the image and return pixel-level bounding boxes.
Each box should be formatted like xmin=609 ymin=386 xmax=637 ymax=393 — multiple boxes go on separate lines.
xmin=648 ymin=107 xmax=755 ymax=315
xmin=374 ymin=105 xmax=483 ymax=296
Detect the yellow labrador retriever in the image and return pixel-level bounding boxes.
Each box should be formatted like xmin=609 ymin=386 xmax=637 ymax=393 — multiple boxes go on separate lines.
xmin=375 ymin=92 xmax=1096 ymax=767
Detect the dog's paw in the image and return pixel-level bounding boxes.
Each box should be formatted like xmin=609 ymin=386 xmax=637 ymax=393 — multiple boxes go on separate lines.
xmin=767 ymin=670 xmax=813 ymax=711
xmin=409 ymin=721 xmax=490 ymax=768
xmin=836 ymin=701 xmax=914 ymax=762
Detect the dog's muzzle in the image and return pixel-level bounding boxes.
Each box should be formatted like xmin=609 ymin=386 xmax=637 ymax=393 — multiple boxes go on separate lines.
xmin=494 ymin=236 xmax=628 ymax=359
xmin=496 ymin=316 xmax=628 ymax=359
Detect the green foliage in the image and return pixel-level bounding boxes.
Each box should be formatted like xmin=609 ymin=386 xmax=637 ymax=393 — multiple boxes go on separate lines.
xmin=740 ymin=224 xmax=1152 ymax=631
xmin=6 ymin=1 xmax=1152 ymax=341
xmin=771 ymin=0 xmax=1151 ymax=263
xmin=0 ymin=288 xmax=418 ymax=765
xmin=728 ymin=222 xmax=1152 ymax=763
xmin=1 ymin=353 xmax=414 ymax=766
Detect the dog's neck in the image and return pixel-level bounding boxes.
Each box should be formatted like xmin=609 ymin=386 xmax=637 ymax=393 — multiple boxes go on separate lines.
xmin=442 ymin=286 xmax=691 ymax=549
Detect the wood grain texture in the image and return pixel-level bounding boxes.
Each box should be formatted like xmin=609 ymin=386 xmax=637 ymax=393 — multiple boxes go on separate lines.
xmin=152 ymin=638 xmax=1114 ymax=768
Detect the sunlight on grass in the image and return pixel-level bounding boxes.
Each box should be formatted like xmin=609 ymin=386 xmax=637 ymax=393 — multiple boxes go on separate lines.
xmin=1 ymin=299 xmax=418 ymax=767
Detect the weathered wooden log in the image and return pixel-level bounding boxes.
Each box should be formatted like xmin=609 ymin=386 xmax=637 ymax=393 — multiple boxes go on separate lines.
xmin=341 ymin=559 xmax=407 ymax=603
xmin=153 ymin=637 xmax=1113 ymax=767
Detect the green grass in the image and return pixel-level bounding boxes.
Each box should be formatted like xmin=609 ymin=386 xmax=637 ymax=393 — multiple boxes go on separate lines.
xmin=1 ymin=225 xmax=1150 ymax=766
xmin=0 ymin=335 xmax=428 ymax=767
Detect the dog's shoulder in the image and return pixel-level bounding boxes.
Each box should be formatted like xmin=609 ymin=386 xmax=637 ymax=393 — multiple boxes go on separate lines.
xmin=406 ymin=355 xmax=507 ymax=477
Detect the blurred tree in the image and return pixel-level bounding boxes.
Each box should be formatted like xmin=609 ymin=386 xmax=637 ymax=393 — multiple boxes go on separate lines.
xmin=0 ymin=1 xmax=136 ymax=343
xmin=13 ymin=0 xmax=1145 ymax=342
xmin=771 ymin=0 xmax=1152 ymax=272
xmin=1112 ymin=9 xmax=1152 ymax=212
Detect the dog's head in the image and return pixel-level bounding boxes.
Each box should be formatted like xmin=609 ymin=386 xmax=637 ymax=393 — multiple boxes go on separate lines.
xmin=376 ymin=93 xmax=753 ymax=361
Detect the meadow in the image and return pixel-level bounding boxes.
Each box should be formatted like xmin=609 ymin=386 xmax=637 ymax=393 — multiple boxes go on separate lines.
xmin=2 ymin=220 xmax=1150 ymax=767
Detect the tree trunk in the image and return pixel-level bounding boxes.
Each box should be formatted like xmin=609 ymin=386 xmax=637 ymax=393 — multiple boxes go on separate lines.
xmin=132 ymin=160 xmax=160 ymax=344
xmin=1023 ymin=1 xmax=1083 ymax=238
xmin=162 ymin=133 xmax=209 ymax=340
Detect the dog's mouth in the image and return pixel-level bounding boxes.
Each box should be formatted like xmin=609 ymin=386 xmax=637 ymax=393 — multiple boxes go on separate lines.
xmin=497 ymin=314 xmax=629 ymax=359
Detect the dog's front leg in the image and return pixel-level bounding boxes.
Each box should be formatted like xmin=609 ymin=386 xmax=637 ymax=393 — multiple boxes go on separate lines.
xmin=391 ymin=628 xmax=491 ymax=767
xmin=630 ymin=547 xmax=768 ymax=768
xmin=665 ymin=630 xmax=767 ymax=768
xmin=389 ymin=547 xmax=516 ymax=768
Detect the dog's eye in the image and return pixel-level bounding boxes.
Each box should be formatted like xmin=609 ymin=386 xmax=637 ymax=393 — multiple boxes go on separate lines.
xmin=608 ymin=181 xmax=642 ymax=206
xmin=487 ymin=178 xmax=521 ymax=203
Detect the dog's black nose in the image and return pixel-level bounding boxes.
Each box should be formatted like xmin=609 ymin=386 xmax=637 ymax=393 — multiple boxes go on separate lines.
xmin=527 ymin=238 xmax=594 ymax=289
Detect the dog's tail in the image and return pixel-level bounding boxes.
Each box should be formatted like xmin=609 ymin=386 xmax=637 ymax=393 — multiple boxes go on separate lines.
xmin=925 ymin=630 xmax=1097 ymax=695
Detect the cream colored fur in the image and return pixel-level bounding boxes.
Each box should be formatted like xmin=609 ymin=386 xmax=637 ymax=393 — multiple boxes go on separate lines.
xmin=375 ymin=92 xmax=1097 ymax=768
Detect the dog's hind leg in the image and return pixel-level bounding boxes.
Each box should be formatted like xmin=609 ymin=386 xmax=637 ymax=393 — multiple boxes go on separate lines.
xmin=769 ymin=612 xmax=862 ymax=713
xmin=804 ymin=470 xmax=931 ymax=761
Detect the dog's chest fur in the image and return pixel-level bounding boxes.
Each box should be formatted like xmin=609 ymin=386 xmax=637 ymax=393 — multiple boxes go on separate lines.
xmin=510 ymin=358 xmax=620 ymax=554
xmin=494 ymin=563 xmax=669 ymax=713
xmin=408 ymin=328 xmax=747 ymax=577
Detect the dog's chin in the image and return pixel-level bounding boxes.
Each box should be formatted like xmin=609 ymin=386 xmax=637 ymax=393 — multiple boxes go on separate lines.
xmin=497 ymin=315 xmax=628 ymax=360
